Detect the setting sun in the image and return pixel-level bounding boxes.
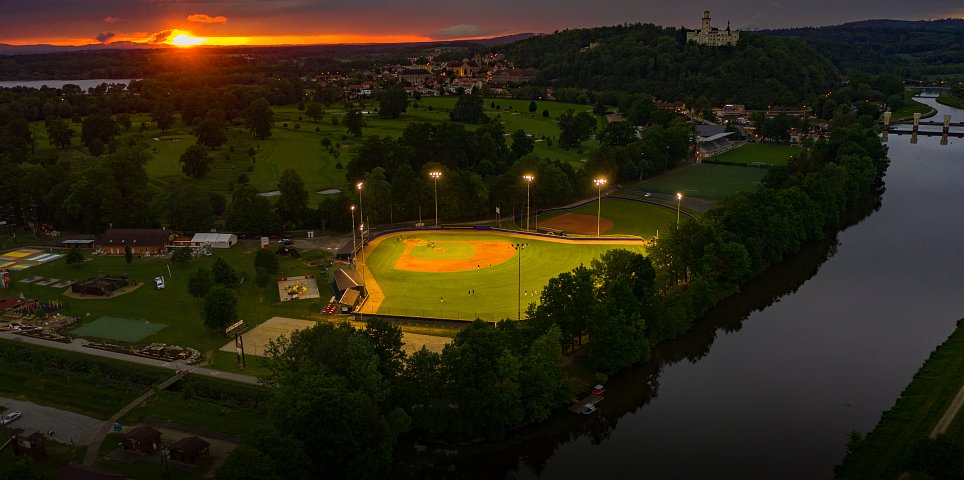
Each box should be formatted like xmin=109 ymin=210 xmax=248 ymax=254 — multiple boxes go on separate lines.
xmin=170 ymin=33 xmax=207 ymax=47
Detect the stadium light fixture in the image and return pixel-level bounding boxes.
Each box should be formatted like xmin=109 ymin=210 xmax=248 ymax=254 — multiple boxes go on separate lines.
xmin=594 ymin=178 xmax=607 ymax=236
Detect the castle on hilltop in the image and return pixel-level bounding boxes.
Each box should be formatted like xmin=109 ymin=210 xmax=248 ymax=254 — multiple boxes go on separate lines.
xmin=686 ymin=11 xmax=740 ymax=46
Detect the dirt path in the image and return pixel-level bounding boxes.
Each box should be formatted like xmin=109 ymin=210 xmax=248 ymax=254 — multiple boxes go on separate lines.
xmin=931 ymin=383 xmax=964 ymax=437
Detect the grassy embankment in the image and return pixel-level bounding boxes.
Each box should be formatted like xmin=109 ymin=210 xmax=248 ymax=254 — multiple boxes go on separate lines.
xmin=892 ymin=91 xmax=937 ymax=121
xmin=28 ymin=98 xmax=598 ymax=208
xmin=835 ymin=318 xmax=964 ymax=479
xmin=936 ymin=93 xmax=964 ymax=109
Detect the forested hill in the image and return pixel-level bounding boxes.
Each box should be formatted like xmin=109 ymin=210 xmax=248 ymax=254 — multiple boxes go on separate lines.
xmin=496 ymin=23 xmax=839 ymax=109
xmin=760 ymin=19 xmax=964 ymax=76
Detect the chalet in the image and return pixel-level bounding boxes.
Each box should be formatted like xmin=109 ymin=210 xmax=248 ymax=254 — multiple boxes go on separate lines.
xmin=655 ymin=100 xmax=686 ymax=113
xmin=98 ymin=229 xmax=173 ymax=255
xmin=122 ymin=426 xmax=161 ymax=455
xmin=168 ymin=436 xmax=210 ymax=465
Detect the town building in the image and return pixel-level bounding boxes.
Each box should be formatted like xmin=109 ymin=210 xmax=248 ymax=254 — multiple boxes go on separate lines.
xmin=686 ymin=11 xmax=740 ymax=46
xmin=98 ymin=229 xmax=173 ymax=256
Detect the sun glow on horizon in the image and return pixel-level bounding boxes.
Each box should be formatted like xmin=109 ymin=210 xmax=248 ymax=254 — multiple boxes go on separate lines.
xmin=169 ymin=32 xmax=207 ymax=47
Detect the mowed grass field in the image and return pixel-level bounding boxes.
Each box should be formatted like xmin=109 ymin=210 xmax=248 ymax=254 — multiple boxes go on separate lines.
xmin=29 ymin=98 xmax=598 ymax=207
xmin=537 ymin=197 xmax=680 ymax=237
xmin=711 ymin=144 xmax=804 ymax=166
xmin=5 ymin=242 xmax=331 ymax=352
xmin=641 ymin=164 xmax=766 ymax=200
xmin=365 ymin=232 xmax=645 ymax=321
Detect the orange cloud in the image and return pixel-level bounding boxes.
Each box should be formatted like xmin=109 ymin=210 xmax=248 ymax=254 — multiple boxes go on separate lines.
xmin=187 ymin=14 xmax=228 ymax=24
xmin=103 ymin=16 xmax=120 ymax=24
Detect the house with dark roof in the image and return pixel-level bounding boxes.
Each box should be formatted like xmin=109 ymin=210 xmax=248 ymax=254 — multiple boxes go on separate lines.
xmin=98 ymin=229 xmax=173 ymax=256
xmin=168 ymin=435 xmax=210 ymax=465
xmin=121 ymin=425 xmax=161 ymax=454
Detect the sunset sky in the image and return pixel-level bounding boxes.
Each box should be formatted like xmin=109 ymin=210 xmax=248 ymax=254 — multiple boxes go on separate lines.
xmin=2 ymin=0 xmax=962 ymax=46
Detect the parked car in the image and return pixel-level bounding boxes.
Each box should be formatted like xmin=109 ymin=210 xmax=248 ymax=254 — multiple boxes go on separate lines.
xmin=1 ymin=411 xmax=22 ymax=425
xmin=155 ymin=276 xmax=165 ymax=289
xmin=591 ymin=384 xmax=606 ymax=395
xmin=279 ymin=237 xmax=294 ymax=245
xmin=580 ymin=404 xmax=597 ymax=415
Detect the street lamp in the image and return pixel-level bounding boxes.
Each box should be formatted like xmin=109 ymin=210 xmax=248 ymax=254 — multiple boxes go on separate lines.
xmin=676 ymin=192 xmax=683 ymax=225
xmin=512 ymin=243 xmax=527 ymax=320
xmin=350 ymin=205 xmax=356 ymax=269
xmin=522 ymin=174 xmax=534 ymax=232
xmin=429 ymin=171 xmax=442 ymax=226
xmin=593 ymin=178 xmax=607 ymax=236
xmin=359 ymin=222 xmax=367 ymax=320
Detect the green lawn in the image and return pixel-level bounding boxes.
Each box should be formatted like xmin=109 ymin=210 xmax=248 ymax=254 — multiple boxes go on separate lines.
xmin=836 ymin=319 xmax=964 ymax=479
xmin=6 ymin=242 xmax=331 ymax=353
xmin=892 ymin=91 xmax=937 ymax=121
xmin=937 ymin=93 xmax=964 ymax=109
xmin=29 ymin=98 xmax=600 ymax=208
xmin=366 ymin=232 xmax=645 ymax=321
xmin=537 ymin=197 xmax=680 ymax=238
xmin=641 ymin=164 xmax=766 ymax=200
xmin=710 ymin=144 xmax=803 ymax=166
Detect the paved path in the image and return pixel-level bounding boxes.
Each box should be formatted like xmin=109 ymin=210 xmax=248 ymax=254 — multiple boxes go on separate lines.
xmin=0 ymin=332 xmax=259 ymax=385
xmin=82 ymin=373 xmax=184 ymax=466
xmin=0 ymin=396 xmax=102 ymax=445
xmin=931 ymin=382 xmax=964 ymax=438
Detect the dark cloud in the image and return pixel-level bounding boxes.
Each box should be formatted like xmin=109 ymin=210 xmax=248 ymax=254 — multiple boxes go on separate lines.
xmin=150 ymin=29 xmax=174 ymax=44
xmin=96 ymin=32 xmax=116 ymax=43
xmin=187 ymin=14 xmax=228 ymax=24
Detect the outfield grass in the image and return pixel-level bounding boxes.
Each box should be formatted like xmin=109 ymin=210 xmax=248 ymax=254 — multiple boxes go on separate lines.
xmin=6 ymin=242 xmax=331 ymax=352
xmin=537 ymin=197 xmax=679 ymax=238
xmin=640 ymin=164 xmax=766 ymax=200
xmin=836 ymin=319 xmax=964 ymax=479
xmin=366 ymin=232 xmax=645 ymax=321
xmin=710 ymin=144 xmax=803 ymax=166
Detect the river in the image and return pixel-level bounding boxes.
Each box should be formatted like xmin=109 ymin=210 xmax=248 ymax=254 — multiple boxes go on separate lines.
xmin=403 ymin=97 xmax=964 ymax=479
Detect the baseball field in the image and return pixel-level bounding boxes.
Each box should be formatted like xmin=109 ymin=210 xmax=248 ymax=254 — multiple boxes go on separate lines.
xmin=359 ymin=231 xmax=646 ymax=321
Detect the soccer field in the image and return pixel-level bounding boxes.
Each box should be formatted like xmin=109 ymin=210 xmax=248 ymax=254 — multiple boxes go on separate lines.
xmin=362 ymin=231 xmax=646 ymax=321
xmin=642 ymin=163 xmax=766 ymax=200
xmin=711 ymin=144 xmax=803 ymax=166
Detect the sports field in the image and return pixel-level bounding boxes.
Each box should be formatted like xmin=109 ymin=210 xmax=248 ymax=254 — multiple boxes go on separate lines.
xmin=361 ymin=231 xmax=645 ymax=321
xmin=641 ymin=164 xmax=766 ymax=200
xmin=70 ymin=316 xmax=167 ymax=342
xmin=537 ymin=197 xmax=679 ymax=237
xmin=711 ymin=144 xmax=803 ymax=166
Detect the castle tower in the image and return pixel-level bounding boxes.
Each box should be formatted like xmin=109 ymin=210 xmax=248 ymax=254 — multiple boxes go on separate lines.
xmin=702 ymin=11 xmax=712 ymax=33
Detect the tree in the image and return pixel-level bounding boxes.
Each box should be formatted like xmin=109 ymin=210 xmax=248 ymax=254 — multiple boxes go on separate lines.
xmin=599 ymin=120 xmax=638 ymax=147
xmin=244 ymin=98 xmax=274 ymax=140
xmin=557 ymin=109 xmax=596 ymax=148
xmin=203 ymin=285 xmax=238 ymax=330
xmin=305 ymin=102 xmax=324 ymax=122
xmin=45 ymin=118 xmax=73 ymax=149
xmin=152 ymin=102 xmax=176 ymax=132
xmin=225 ymin=184 xmax=282 ymax=234
xmin=254 ymin=248 xmax=280 ymax=275
xmin=171 ymin=247 xmax=192 ymax=266
xmin=212 ymin=257 xmax=239 ymax=287
xmin=80 ymin=111 xmax=117 ymax=148
xmin=344 ymin=109 xmax=366 ymax=137
xmin=195 ymin=111 xmax=227 ymax=150
xmin=152 ymin=182 xmax=214 ymax=231
xmin=188 ymin=268 xmax=213 ymax=298
xmin=276 ymin=169 xmax=309 ymax=229
xmin=362 ymin=318 xmax=405 ymax=379
xmin=510 ymin=130 xmax=534 ymax=159
xmin=65 ymin=248 xmax=84 ymax=264
xmin=378 ymin=88 xmax=408 ymax=119
xmin=528 ymin=100 xmax=537 ymax=113
xmin=179 ymin=145 xmax=212 ymax=179
xmin=450 ymin=94 xmax=486 ymax=123
xmin=124 ymin=245 xmax=133 ymax=264
xmin=116 ymin=113 xmax=132 ymax=131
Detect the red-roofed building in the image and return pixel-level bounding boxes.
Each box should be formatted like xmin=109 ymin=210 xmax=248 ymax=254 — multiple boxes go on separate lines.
xmin=98 ymin=229 xmax=173 ymax=256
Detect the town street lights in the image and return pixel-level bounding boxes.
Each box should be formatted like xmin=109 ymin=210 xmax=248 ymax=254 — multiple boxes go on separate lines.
xmin=676 ymin=192 xmax=683 ymax=225
xmin=350 ymin=205 xmax=356 ymax=268
xmin=512 ymin=243 xmax=527 ymax=320
xmin=594 ymin=178 xmax=607 ymax=236
xmin=429 ymin=171 xmax=442 ymax=226
xmin=522 ymin=174 xmax=534 ymax=232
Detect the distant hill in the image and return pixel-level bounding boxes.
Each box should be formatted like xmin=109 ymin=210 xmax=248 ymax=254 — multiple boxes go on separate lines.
xmin=497 ymin=23 xmax=839 ymax=109
xmin=0 ymin=41 xmax=167 ymax=55
xmin=759 ymin=18 xmax=964 ymax=75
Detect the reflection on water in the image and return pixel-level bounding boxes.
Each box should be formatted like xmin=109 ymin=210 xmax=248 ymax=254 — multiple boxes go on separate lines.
xmin=397 ymin=98 xmax=964 ymax=479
